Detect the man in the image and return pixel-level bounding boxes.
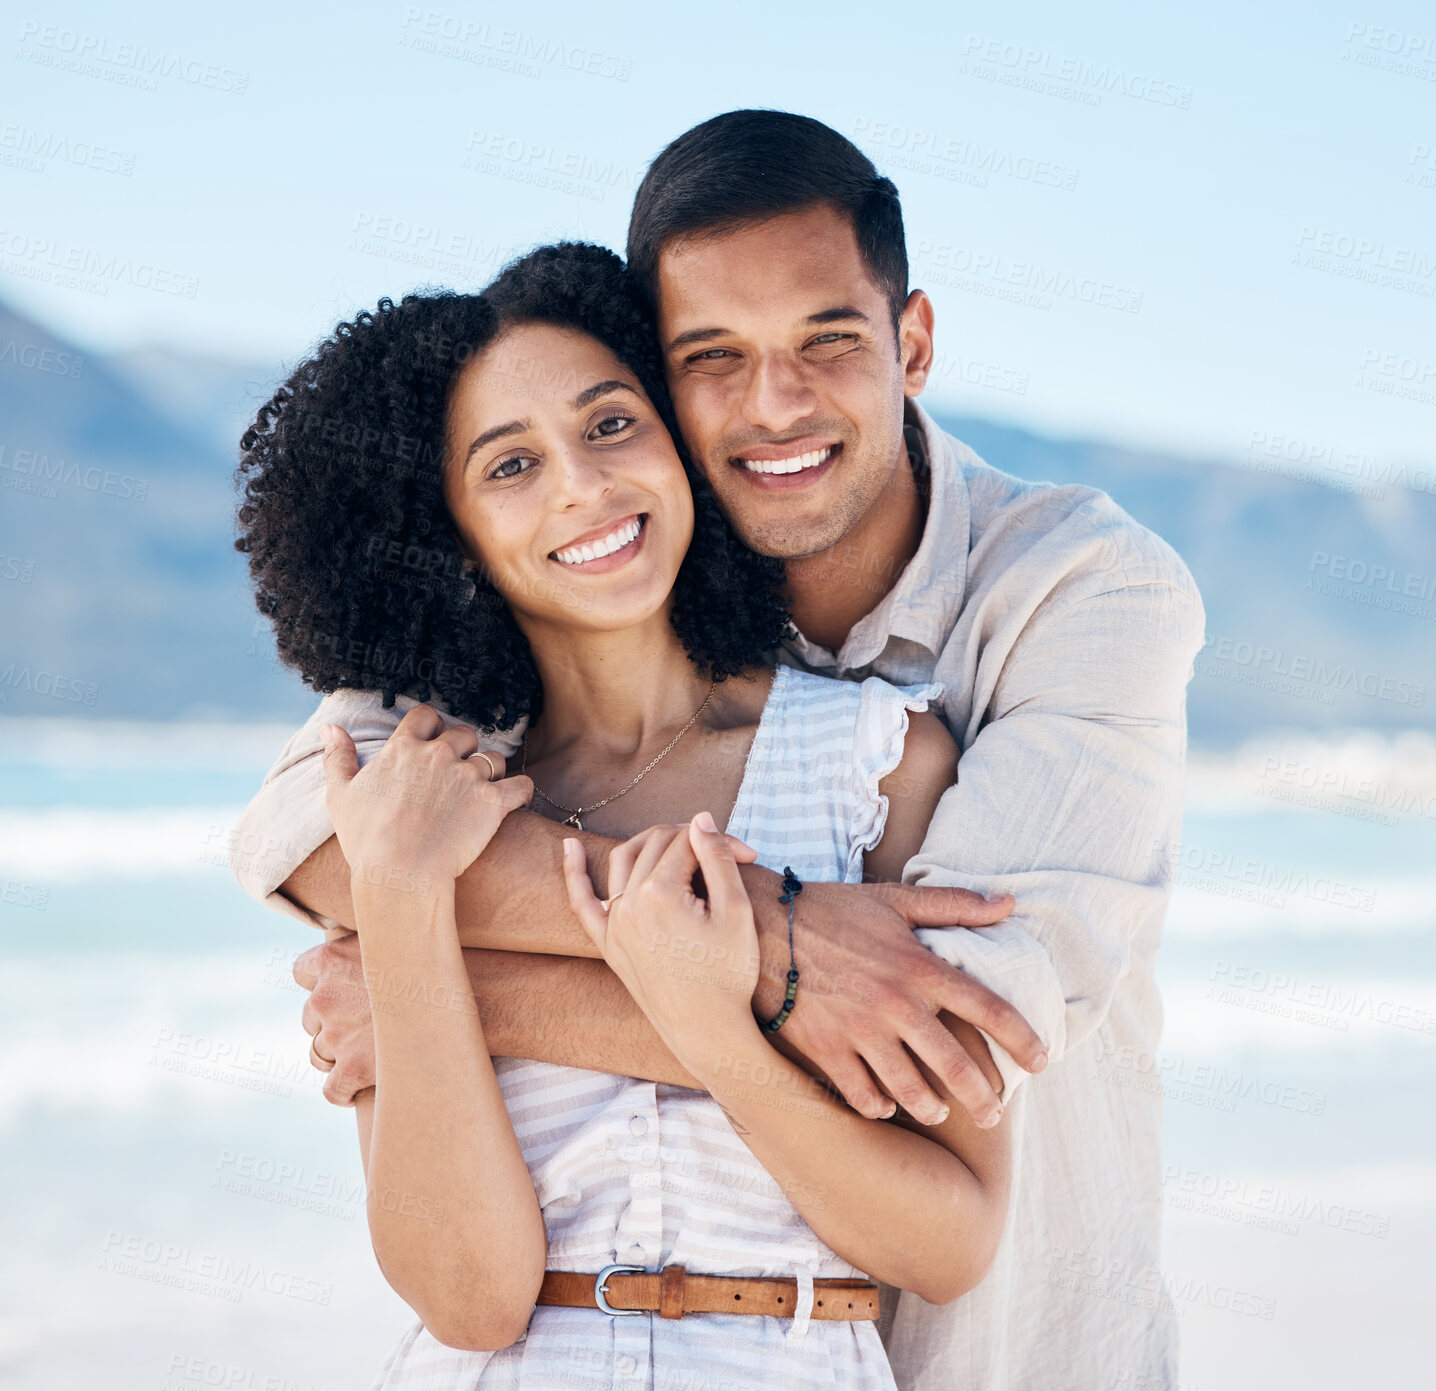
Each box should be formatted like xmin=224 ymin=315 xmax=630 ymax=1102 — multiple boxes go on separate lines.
xmin=232 ymin=110 xmax=1203 ymax=1389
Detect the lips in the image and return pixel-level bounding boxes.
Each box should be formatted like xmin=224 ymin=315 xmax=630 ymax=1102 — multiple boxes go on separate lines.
xmin=550 ymin=514 xmax=645 ymax=567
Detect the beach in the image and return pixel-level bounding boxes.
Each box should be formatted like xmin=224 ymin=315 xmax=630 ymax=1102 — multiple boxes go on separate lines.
xmin=2 ymin=717 xmax=1432 ymax=1390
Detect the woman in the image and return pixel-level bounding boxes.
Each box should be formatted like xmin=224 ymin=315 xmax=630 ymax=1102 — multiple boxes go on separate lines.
xmin=236 ymin=243 xmax=1009 ymax=1388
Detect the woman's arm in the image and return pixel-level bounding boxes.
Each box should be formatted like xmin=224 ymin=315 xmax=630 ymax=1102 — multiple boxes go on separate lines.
xmin=690 ymin=1011 xmax=1008 ymax=1304
xmin=709 ymin=710 xmax=1011 ymax=1302
xmin=563 ymin=793 xmax=1012 ymax=1306
xmin=353 ymin=880 xmax=545 ymax=1350
xmin=322 ymin=709 xmax=546 ymax=1350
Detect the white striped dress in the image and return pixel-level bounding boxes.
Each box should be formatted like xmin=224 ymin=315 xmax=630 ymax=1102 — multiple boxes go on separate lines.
xmin=372 ymin=666 xmax=942 ymax=1391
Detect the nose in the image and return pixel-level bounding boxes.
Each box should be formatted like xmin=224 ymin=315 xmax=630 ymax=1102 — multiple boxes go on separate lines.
xmin=740 ymin=351 xmax=819 ymax=437
xmin=551 ymin=439 xmax=616 ymax=510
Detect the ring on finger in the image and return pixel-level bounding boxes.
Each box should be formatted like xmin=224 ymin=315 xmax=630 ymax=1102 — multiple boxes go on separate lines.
xmin=474 ymin=751 xmax=499 ymax=781
xmin=600 ymin=890 xmax=625 ymax=914
xmin=309 ymin=1036 xmax=336 ymax=1073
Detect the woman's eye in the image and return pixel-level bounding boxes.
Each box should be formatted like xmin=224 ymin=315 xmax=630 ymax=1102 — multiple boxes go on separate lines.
xmin=591 ymin=412 xmax=635 ymax=439
xmin=489 ymin=455 xmax=534 ymax=480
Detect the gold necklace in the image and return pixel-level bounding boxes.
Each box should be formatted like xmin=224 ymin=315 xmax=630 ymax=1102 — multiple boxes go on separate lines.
xmin=521 ymin=679 xmax=717 ymax=830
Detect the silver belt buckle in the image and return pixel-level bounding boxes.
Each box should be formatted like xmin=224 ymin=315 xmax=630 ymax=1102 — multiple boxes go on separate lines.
xmin=594 ymin=1262 xmax=646 ymax=1316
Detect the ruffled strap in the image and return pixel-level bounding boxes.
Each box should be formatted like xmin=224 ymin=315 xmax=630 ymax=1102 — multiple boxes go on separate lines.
xmin=844 ymin=677 xmax=945 ymax=882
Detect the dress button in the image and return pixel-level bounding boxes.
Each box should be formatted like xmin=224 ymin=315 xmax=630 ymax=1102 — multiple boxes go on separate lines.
xmin=628 ymin=1242 xmax=646 ymax=1262
xmin=629 ymin=1115 xmax=649 ymax=1137
xmin=616 ymin=1353 xmax=637 ymax=1376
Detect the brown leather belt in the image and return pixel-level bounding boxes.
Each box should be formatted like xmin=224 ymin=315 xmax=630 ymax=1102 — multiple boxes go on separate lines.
xmin=538 ymin=1264 xmax=880 ymax=1321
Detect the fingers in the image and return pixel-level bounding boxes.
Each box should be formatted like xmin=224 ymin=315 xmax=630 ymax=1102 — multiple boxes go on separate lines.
xmin=488 ymin=774 xmax=534 ymax=815
xmin=301 ymin=994 xmax=321 ymax=1038
xmin=895 ymin=1017 xmax=1002 ymax=1128
xmin=319 ymin=724 xmax=359 ymax=788
xmin=891 ymin=882 xmax=1014 ymax=927
xmin=323 ymin=1063 xmax=368 ymax=1108
xmin=687 ymin=812 xmax=747 ymax=922
xmin=392 ymin=704 xmax=445 ymax=741
xmin=561 ymin=838 xmax=609 ymax=953
xmin=293 ymin=943 xmax=322 ymax=992
xmin=819 ymin=1051 xmax=898 ymax=1122
xmin=604 ymin=831 xmax=648 ymax=901
xmin=860 ymin=1037 xmax=956 ymax=1128
xmin=935 ymin=970 xmax=1048 ymax=1074
xmin=435 ymin=724 xmax=479 ymax=760
xmin=649 ymin=823 xmax=702 ymax=904
xmin=627 ymin=824 xmax=686 ymax=887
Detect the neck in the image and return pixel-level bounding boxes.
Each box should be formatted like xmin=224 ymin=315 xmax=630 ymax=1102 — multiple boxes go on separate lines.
xmin=521 ymin=605 xmax=711 ymax=762
xmin=783 ymin=434 xmax=926 ymax=655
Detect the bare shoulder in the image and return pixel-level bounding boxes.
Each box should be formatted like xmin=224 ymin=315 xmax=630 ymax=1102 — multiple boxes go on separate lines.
xmin=866 ymin=709 xmax=958 ymax=883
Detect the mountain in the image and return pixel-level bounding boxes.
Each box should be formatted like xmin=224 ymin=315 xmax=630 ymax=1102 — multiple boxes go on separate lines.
xmin=932 ymin=412 xmax=1436 ymax=745
xmin=0 ymin=301 xmax=309 ymax=722
xmin=1 ymin=295 xmax=1431 ymax=744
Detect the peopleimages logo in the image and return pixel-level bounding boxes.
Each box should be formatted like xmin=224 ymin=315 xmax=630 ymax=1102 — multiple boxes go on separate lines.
xmin=1199 ymin=634 xmax=1426 ymax=708
xmin=15 ymin=22 xmax=249 ymax=93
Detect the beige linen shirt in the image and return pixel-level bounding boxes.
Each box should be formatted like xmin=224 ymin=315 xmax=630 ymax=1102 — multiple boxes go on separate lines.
xmin=230 ymin=399 xmax=1204 ymax=1391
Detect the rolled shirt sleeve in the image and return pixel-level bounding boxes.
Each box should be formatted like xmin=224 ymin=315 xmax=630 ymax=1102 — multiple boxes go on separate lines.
xmin=907 ymin=574 xmax=1206 ymax=1099
xmin=228 ymin=689 xmax=521 ymax=930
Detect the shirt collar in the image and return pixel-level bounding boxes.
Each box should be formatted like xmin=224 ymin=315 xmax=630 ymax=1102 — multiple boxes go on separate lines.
xmin=783 ymin=399 xmax=972 ymax=675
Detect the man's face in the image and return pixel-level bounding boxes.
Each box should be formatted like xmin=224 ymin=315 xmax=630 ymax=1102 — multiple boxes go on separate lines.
xmin=654 ymin=202 xmax=930 ymax=560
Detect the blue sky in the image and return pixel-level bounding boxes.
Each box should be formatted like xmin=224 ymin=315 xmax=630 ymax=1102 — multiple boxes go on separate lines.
xmin=4 ymin=0 xmax=1434 ymax=465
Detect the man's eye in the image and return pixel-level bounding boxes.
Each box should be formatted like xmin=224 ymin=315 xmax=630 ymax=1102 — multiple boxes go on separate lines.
xmin=808 ymin=333 xmax=855 ymax=348
xmin=489 ymin=455 xmax=534 ymax=480
xmin=689 ymin=349 xmax=734 ymax=363
xmin=591 ymin=412 xmax=635 ymax=439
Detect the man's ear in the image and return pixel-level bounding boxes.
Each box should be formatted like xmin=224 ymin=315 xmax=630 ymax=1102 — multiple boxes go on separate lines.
xmin=898 ymin=289 xmax=936 ymax=398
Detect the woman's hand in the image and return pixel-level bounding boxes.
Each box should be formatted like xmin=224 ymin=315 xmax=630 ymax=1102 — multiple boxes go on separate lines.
xmin=321 ymin=705 xmax=533 ymax=893
xmin=563 ymin=813 xmax=763 ymax=1061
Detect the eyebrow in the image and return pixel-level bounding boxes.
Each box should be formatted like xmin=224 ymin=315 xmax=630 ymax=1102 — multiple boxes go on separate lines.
xmin=571 ymin=378 xmax=640 ymax=411
xmin=463 ymin=380 xmax=641 ymax=470
xmin=665 ymin=306 xmax=872 ymax=353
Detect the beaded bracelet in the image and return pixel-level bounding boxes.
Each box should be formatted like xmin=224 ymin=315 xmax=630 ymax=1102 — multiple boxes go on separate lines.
xmin=760 ymin=867 xmax=803 ymax=1034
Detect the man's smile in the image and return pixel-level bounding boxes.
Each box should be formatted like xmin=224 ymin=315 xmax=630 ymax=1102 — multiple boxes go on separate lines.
xmin=730 ymin=441 xmax=842 ymax=490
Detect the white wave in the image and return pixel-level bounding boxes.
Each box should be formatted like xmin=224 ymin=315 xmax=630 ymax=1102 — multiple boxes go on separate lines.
xmin=1164 ymin=877 xmax=1436 ymax=937
xmin=0 ymin=716 xmax=303 ymax=772
xmin=0 ymin=952 xmax=324 ymax=1123
xmin=1162 ymin=974 xmax=1436 ymax=1056
xmin=0 ymin=806 xmax=251 ymax=879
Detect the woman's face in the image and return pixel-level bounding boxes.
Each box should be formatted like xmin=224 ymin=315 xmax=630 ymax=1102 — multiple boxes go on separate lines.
xmin=442 ymin=321 xmax=694 ymax=638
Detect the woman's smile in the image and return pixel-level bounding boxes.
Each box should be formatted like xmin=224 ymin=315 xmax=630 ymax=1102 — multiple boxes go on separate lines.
xmin=443 ymin=321 xmax=694 ymax=636
xmin=549 ymin=512 xmax=649 ymax=573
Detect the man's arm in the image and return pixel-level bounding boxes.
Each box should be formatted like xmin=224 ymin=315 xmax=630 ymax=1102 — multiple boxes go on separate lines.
xmin=283 ymin=812 xmax=603 ymax=958
xmin=240 ymin=692 xmax=1046 ymax=1123
xmin=290 ymin=804 xmax=1037 ymax=1125
xmin=298 ymin=933 xmax=698 ymax=1106
xmin=902 ymin=572 xmax=1205 ymax=1099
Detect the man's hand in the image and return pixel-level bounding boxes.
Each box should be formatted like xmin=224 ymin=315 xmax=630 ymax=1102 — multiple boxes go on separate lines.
xmin=294 ymin=868 xmax=1048 ymax=1127
xmin=295 ymin=934 xmax=376 ymax=1107
xmin=743 ymin=871 xmax=1047 ymax=1129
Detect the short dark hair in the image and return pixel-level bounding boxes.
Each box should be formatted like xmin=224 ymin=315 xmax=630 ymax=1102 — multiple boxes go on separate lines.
xmin=235 ymin=243 xmax=789 ymax=731
xmin=627 ymin=109 xmax=909 ymax=338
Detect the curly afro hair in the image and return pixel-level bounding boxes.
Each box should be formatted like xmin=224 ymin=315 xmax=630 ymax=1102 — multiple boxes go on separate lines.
xmin=236 ymin=242 xmax=789 ymax=732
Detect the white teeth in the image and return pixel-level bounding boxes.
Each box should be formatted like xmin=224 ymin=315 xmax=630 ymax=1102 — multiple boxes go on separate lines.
xmin=740 ymin=446 xmax=833 ymax=475
xmin=553 ymin=517 xmax=643 ymax=567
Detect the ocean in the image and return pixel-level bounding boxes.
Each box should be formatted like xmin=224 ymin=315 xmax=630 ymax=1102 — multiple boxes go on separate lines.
xmin=2 ymin=718 xmax=1432 ymax=1390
